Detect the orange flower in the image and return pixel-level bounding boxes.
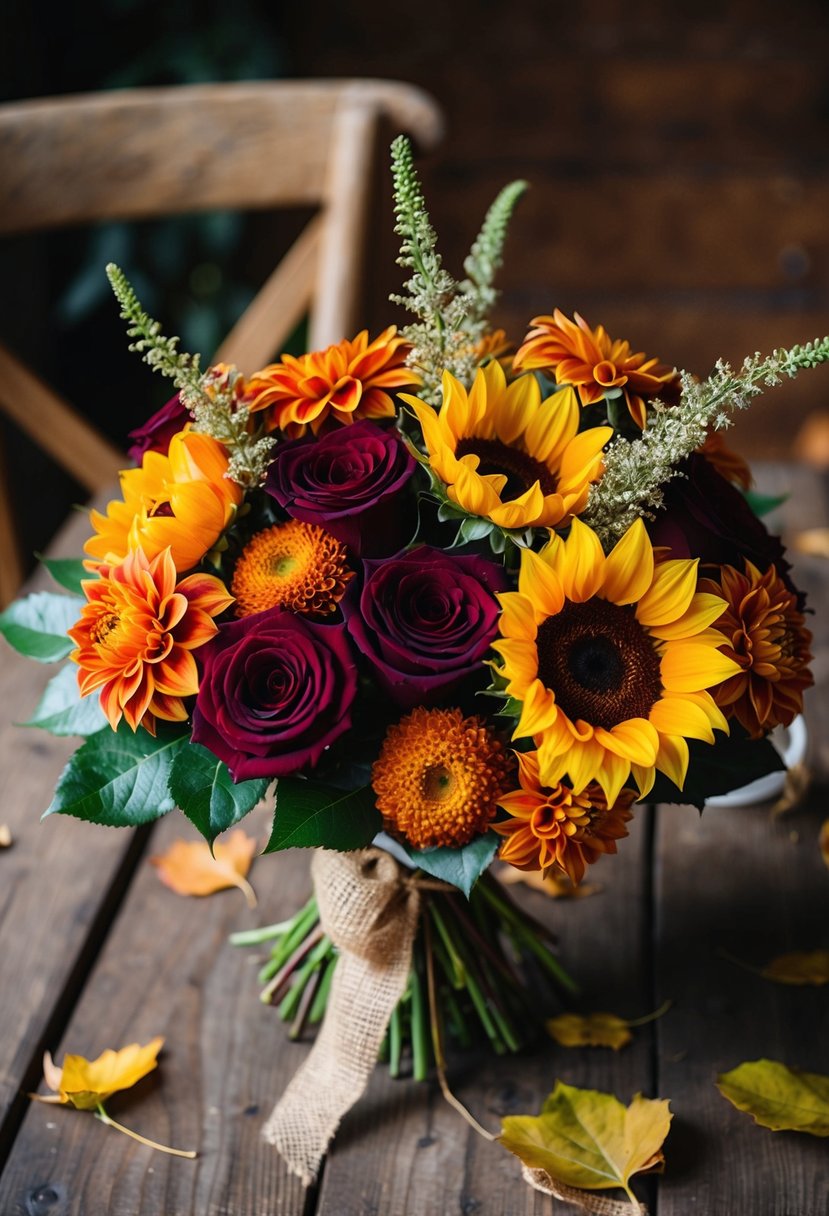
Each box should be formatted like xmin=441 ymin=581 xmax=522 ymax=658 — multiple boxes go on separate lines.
xmin=513 ymin=309 xmax=680 ymax=428
xmin=85 ymin=431 xmax=243 ymax=573
xmin=244 ymin=327 xmax=417 ymax=437
xmin=493 ymin=751 xmax=635 ymax=884
xmin=69 ymin=547 xmax=234 ymax=733
xmin=231 ymin=521 xmax=353 ymax=617
xmin=700 ymin=561 xmax=813 ymax=737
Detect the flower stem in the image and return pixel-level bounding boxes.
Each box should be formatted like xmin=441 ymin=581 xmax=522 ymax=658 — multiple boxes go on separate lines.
xmin=95 ymin=1103 xmax=197 ymax=1159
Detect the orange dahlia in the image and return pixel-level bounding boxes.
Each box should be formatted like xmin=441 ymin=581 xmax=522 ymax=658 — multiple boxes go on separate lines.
xmin=700 ymin=561 xmax=813 ymax=737
xmin=371 ymin=706 xmax=514 ymax=850
xmin=244 ymin=327 xmax=417 ymax=438
xmin=231 ymin=521 xmax=353 ymax=617
xmin=85 ymin=430 xmax=243 ymax=573
xmin=493 ymin=751 xmax=635 ymax=884
xmin=513 ymin=309 xmax=680 ymax=428
xmin=69 ymin=547 xmax=234 ymax=733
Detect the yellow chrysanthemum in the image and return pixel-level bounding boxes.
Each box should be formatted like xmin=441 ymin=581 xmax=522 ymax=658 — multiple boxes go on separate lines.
xmin=85 ymin=430 xmax=243 ymax=573
xmin=402 ymin=361 xmax=612 ymax=532
xmin=492 ymin=518 xmax=743 ymax=803
xmin=231 ymin=521 xmax=353 ymax=617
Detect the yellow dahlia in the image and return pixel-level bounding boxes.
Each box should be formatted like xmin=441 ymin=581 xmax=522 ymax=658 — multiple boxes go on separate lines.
xmin=85 ymin=430 xmax=243 ymax=573
xmin=231 ymin=521 xmax=353 ymax=617
xmin=513 ymin=309 xmax=680 ymax=429
xmin=492 ymin=518 xmax=742 ymax=802
xmin=403 ymin=361 xmax=612 ymax=531
xmin=69 ymin=547 xmax=234 ymax=733
xmin=244 ymin=327 xmax=417 ymax=438
xmin=371 ymin=706 xmax=514 ymax=850
xmin=493 ymin=751 xmax=636 ymax=884
xmin=700 ymin=561 xmax=813 ymax=738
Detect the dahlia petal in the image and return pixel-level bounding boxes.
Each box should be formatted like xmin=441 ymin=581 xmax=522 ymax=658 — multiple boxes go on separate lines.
xmin=647 ymin=593 xmax=729 ymax=641
xmin=636 ymin=559 xmax=699 ymax=627
xmin=122 ymin=675 xmax=155 ymax=731
xmin=518 ymin=550 xmax=565 ymax=621
xmin=149 ymin=691 xmax=189 ymax=722
xmin=661 ymin=643 xmax=742 ymax=693
xmin=602 ymin=518 xmax=655 ymax=605
xmin=99 ymin=682 xmax=124 ymax=731
xmin=561 ymin=518 xmax=605 ymax=602
xmin=654 ymin=734 xmax=690 ymax=791
xmin=153 ymin=648 xmax=199 ymax=696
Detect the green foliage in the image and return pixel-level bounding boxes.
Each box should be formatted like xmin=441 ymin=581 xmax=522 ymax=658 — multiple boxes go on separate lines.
xmin=38 ymin=556 xmax=90 ymax=597
xmin=21 ymin=664 xmax=107 ymax=737
xmin=169 ymin=742 xmax=269 ymax=846
xmin=263 ymin=779 xmax=382 ymax=852
xmin=462 ymin=178 xmax=528 ymax=326
xmin=648 ymin=729 xmax=785 ymax=810
xmin=0 ymin=592 xmax=82 ymax=662
xmin=402 ymin=831 xmax=500 ymax=898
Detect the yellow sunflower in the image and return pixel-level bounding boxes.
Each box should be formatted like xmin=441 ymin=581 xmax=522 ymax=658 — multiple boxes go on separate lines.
xmin=402 ymin=361 xmax=612 ymax=532
xmin=492 ymin=517 xmax=742 ymax=802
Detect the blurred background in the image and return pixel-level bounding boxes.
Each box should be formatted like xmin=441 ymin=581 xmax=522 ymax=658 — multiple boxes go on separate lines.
xmin=4 ymin=0 xmax=829 ymax=568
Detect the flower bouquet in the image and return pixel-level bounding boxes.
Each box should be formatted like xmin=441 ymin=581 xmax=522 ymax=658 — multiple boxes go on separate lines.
xmin=0 ymin=136 xmax=819 ymax=1185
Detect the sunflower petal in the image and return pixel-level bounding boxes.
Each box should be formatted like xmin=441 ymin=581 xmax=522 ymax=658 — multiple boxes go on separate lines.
xmin=654 ymin=734 xmax=690 ymax=790
xmin=602 ymin=518 xmax=655 ymax=605
xmin=636 ymin=558 xmax=700 ymax=627
xmin=518 ymin=549 xmax=565 ymax=620
xmin=561 ymin=518 xmax=606 ymax=602
xmin=661 ymin=643 xmax=742 ymax=692
xmin=647 ymin=592 xmax=728 ymax=640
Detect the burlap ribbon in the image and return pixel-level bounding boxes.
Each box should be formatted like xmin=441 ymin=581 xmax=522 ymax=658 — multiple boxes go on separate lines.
xmin=263 ymin=847 xmax=422 ymax=1184
xmin=522 ymin=1165 xmax=648 ymax=1214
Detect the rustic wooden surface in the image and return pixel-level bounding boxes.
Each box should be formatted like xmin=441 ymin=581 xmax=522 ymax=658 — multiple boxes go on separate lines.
xmin=0 ymin=462 xmax=827 ymax=1215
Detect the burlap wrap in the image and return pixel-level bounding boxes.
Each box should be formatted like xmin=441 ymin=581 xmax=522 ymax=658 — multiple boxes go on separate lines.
xmin=262 ymin=847 xmax=421 ymax=1184
xmin=522 ymin=1165 xmax=648 ymax=1214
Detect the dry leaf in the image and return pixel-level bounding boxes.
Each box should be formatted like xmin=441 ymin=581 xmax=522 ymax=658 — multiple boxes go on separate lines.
xmin=792 ymin=527 xmax=829 ymax=557
xmin=0 ymin=824 xmax=11 ymax=848
xmin=717 ymin=1059 xmax=829 ymax=1136
xmin=762 ymin=950 xmax=829 ymax=986
xmin=150 ymin=829 xmax=257 ymax=907
xmin=498 ymin=864 xmax=601 ymax=900
xmin=770 ymin=763 xmax=811 ymax=816
xmin=547 ymin=1013 xmax=632 ymax=1050
xmin=500 ymin=1081 xmax=672 ymax=1206
xmin=820 ymin=819 xmax=829 ymax=870
xmin=36 ymin=1037 xmax=164 ymax=1110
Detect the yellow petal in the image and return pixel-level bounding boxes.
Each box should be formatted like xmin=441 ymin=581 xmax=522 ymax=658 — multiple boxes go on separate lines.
xmin=524 ymin=386 xmax=578 ymax=462
xmin=518 ymin=549 xmax=565 ymax=621
xmin=661 ymin=643 xmax=742 ymax=693
xmin=555 ymin=426 xmax=613 ymax=491
xmin=562 ymin=518 xmax=606 ymax=602
xmin=497 ymin=591 xmax=538 ymax=641
xmin=59 ymin=1037 xmax=165 ymax=1110
xmin=636 ymin=559 xmax=699 ymax=627
xmin=595 ymin=719 xmax=660 ymax=766
xmin=596 ymin=750 xmax=632 ymax=807
xmin=654 ymin=734 xmax=690 ymax=790
xmin=649 ymin=695 xmax=718 ymax=743
xmin=490 ymin=637 xmax=539 ymax=687
xmin=631 ymin=763 xmax=656 ymax=798
xmin=602 ymin=519 xmax=655 ymax=606
xmin=647 ymin=593 xmax=728 ymax=641
xmin=515 ymin=679 xmax=558 ymax=737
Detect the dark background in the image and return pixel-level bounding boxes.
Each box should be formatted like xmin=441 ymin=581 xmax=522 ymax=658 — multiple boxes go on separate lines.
xmin=5 ymin=0 xmax=829 ymax=566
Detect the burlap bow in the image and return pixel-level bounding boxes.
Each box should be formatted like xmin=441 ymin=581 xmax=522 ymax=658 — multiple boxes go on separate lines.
xmin=523 ymin=1165 xmax=649 ymax=1214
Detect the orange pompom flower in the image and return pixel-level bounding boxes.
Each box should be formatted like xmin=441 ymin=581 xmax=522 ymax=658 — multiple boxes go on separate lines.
xmin=69 ymin=547 xmax=234 ymax=733
xmin=700 ymin=561 xmax=813 ymax=737
xmin=245 ymin=327 xmax=417 ymax=438
xmin=231 ymin=520 xmax=353 ymax=618
xmin=85 ymin=431 xmax=243 ymax=573
xmin=513 ymin=309 xmax=680 ymax=428
xmin=493 ymin=751 xmax=635 ymax=884
xmin=371 ymin=706 xmax=514 ymax=850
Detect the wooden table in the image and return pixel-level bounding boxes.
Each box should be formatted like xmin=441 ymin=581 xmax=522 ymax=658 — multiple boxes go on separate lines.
xmin=1 ymin=464 xmax=827 ymax=1216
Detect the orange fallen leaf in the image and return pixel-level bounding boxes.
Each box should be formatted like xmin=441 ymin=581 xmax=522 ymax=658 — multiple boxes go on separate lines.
xmin=150 ymin=829 xmax=258 ymax=907
xmin=762 ymin=950 xmax=829 ymax=986
xmin=792 ymin=527 xmax=829 ymax=557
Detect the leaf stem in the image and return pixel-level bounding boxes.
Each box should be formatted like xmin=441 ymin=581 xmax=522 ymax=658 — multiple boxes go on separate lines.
xmin=95 ymin=1103 xmax=197 ymax=1159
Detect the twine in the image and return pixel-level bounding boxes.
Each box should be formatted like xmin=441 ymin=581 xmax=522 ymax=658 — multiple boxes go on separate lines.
xmin=522 ymin=1166 xmax=648 ymax=1214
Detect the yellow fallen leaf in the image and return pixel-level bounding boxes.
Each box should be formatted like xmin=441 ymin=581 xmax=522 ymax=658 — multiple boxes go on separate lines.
xmin=770 ymin=762 xmax=811 ymax=816
xmin=820 ymin=819 xmax=829 ymax=870
xmin=547 ymin=1013 xmax=632 ymax=1050
xmin=498 ymin=864 xmax=601 ymax=899
xmin=762 ymin=950 xmax=829 ymax=986
xmin=150 ymin=829 xmax=257 ymax=907
xmin=0 ymin=824 xmax=11 ymax=848
xmin=38 ymin=1037 xmax=164 ymax=1110
xmin=500 ymin=1081 xmax=672 ymax=1206
xmin=717 ymin=1059 xmax=829 ymax=1135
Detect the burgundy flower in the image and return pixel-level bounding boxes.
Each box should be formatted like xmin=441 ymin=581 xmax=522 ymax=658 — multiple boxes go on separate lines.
xmin=343 ymin=546 xmax=507 ymax=707
xmin=127 ymin=393 xmax=190 ymax=462
xmin=192 ymin=608 xmax=358 ymax=781
xmin=265 ymin=420 xmax=417 ymax=556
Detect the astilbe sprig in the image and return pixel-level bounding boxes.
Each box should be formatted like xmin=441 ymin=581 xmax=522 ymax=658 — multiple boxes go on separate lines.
xmin=583 ymin=338 xmax=829 ymax=547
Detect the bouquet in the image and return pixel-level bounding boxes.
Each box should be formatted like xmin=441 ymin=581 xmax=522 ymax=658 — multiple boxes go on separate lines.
xmin=1 ymin=136 xmax=819 ymax=1187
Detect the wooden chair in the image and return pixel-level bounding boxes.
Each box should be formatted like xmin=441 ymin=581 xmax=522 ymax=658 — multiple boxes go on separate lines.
xmin=0 ymin=80 xmax=443 ymax=605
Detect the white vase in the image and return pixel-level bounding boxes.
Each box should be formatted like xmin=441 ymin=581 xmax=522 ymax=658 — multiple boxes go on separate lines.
xmin=704 ymin=715 xmax=808 ymax=809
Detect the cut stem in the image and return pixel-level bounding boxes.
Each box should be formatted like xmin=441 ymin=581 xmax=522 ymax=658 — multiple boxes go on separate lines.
xmin=95 ymin=1103 xmax=197 ymax=1159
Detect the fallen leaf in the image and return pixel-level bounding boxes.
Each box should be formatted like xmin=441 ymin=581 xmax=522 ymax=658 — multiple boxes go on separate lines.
xmin=547 ymin=1013 xmax=632 ymax=1050
xmin=150 ymin=829 xmax=258 ymax=907
xmin=717 ymin=1059 xmax=829 ymax=1135
xmin=0 ymin=824 xmax=11 ymax=848
xmin=500 ymin=1081 xmax=672 ymax=1206
xmin=498 ymin=864 xmax=601 ymax=899
xmin=770 ymin=763 xmax=811 ymax=815
xmin=820 ymin=819 xmax=829 ymax=870
xmin=36 ymin=1037 xmax=164 ymax=1110
xmin=762 ymin=950 xmax=829 ymax=986
xmin=792 ymin=526 xmax=829 ymax=557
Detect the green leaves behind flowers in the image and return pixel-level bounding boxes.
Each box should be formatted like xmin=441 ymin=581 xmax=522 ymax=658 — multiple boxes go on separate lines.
xmin=38 ymin=556 xmax=89 ymax=597
xmin=44 ymin=723 xmax=189 ymax=827
xmin=169 ymin=742 xmax=269 ymax=847
xmin=0 ymin=591 xmax=82 ymax=663
xmin=21 ymin=664 xmax=107 ymax=737
xmin=402 ymin=831 xmax=500 ymax=898
xmin=264 ymin=778 xmax=382 ymax=853
xmin=648 ymin=727 xmax=784 ymax=810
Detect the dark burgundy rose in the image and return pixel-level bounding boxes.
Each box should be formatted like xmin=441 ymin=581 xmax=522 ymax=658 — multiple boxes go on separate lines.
xmin=127 ymin=393 xmax=190 ymax=462
xmin=647 ymin=452 xmax=791 ymax=581
xmin=265 ymin=420 xmax=417 ymax=556
xmin=343 ymin=546 xmax=507 ymax=707
xmin=192 ymin=608 xmax=358 ymax=781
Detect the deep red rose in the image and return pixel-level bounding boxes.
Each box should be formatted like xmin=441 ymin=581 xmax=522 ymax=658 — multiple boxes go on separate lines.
xmin=264 ymin=420 xmax=417 ymax=556
xmin=127 ymin=393 xmax=190 ymax=462
xmin=343 ymin=546 xmax=507 ymax=708
xmin=192 ymin=608 xmax=358 ymax=781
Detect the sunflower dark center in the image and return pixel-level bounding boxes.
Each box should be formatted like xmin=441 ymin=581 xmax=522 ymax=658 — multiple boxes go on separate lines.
xmin=536 ymin=599 xmax=662 ymax=729
xmin=455 ymin=438 xmax=557 ymax=499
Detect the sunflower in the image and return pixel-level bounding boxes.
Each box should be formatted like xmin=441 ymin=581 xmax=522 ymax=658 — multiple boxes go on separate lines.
xmin=244 ymin=327 xmax=417 ymax=438
xmin=403 ymin=361 xmax=612 ymax=532
xmin=493 ymin=751 xmax=636 ymax=884
xmin=69 ymin=547 xmax=234 ymax=733
xmin=700 ymin=561 xmax=813 ymax=737
xmin=513 ymin=309 xmax=680 ymax=429
xmin=85 ymin=430 xmax=243 ymax=573
xmin=492 ymin=517 xmax=742 ymax=802
xmin=231 ymin=520 xmax=353 ymax=618
xmin=371 ymin=706 xmax=514 ymax=850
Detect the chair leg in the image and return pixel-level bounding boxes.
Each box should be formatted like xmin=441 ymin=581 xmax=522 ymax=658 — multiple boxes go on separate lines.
xmin=0 ymin=426 xmax=25 ymax=608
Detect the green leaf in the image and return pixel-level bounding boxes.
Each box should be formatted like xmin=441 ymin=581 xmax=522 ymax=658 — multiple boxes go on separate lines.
xmin=169 ymin=742 xmax=269 ymax=845
xmin=44 ymin=724 xmax=188 ymax=826
xmin=717 ymin=1059 xmax=829 ymax=1136
xmin=743 ymin=489 xmax=787 ymax=518
xmin=264 ymin=779 xmax=382 ymax=852
xmin=0 ymin=591 xmax=83 ymax=662
xmin=648 ymin=729 xmax=785 ymax=810
xmin=37 ymin=556 xmax=89 ymax=596
xmin=402 ymin=831 xmax=499 ymax=897
xmin=20 ymin=664 xmax=107 ymax=737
